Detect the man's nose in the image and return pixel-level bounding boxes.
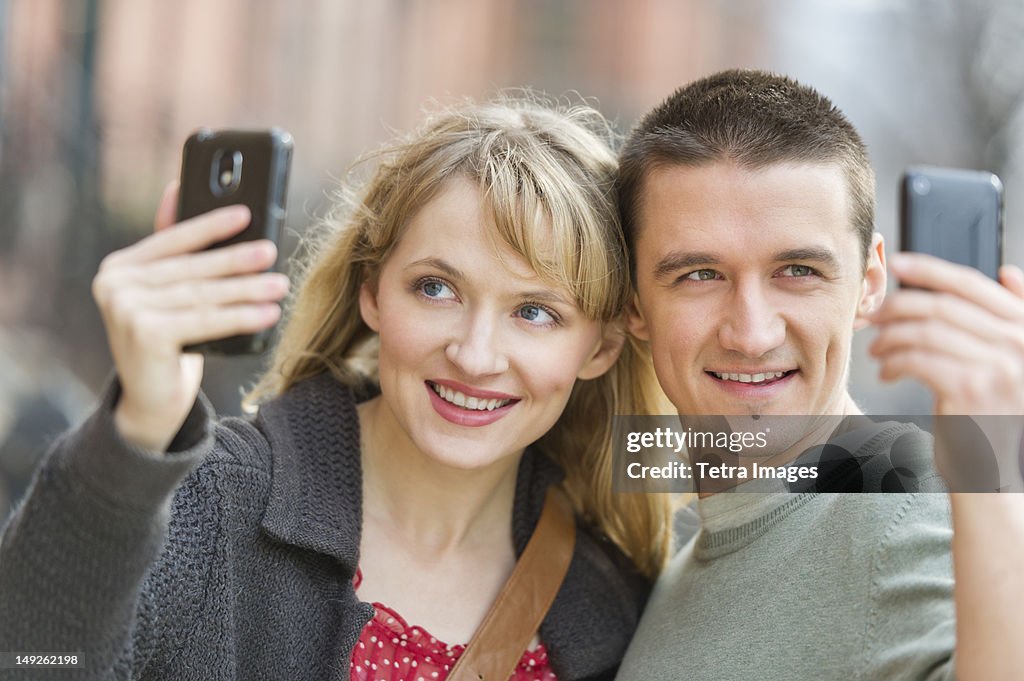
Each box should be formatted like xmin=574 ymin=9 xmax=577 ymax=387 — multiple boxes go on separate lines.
xmin=445 ymin=311 xmax=510 ymax=377
xmin=717 ymin=281 xmax=786 ymax=359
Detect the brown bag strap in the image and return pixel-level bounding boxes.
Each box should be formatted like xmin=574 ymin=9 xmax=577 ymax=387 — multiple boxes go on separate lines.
xmin=447 ymin=486 xmax=576 ymax=681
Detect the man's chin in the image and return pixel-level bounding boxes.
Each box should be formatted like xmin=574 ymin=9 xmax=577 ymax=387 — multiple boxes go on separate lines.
xmin=698 ymin=399 xmax=786 ymax=418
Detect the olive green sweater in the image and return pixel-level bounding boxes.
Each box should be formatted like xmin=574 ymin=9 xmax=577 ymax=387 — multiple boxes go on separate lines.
xmin=617 ymin=424 xmax=955 ymax=681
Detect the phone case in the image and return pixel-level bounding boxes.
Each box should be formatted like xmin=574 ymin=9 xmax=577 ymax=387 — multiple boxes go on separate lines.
xmin=900 ymin=166 xmax=1003 ymax=280
xmin=177 ymin=128 xmax=293 ymax=354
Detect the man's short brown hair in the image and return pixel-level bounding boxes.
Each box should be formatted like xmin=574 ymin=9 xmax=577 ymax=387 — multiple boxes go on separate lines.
xmin=618 ymin=69 xmax=875 ymax=272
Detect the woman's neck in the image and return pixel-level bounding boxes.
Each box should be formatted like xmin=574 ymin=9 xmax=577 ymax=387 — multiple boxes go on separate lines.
xmin=357 ymin=396 xmax=522 ymax=556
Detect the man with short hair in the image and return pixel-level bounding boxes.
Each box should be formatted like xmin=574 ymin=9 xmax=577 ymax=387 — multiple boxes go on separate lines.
xmin=615 ymin=70 xmax=1024 ymax=680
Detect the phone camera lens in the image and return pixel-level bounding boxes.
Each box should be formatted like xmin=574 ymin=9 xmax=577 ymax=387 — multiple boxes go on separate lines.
xmin=912 ymin=176 xmax=931 ymax=196
xmin=210 ymin=149 xmax=243 ymax=196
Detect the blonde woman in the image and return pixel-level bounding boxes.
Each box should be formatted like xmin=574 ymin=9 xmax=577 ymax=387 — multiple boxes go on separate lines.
xmin=0 ymin=97 xmax=671 ymax=680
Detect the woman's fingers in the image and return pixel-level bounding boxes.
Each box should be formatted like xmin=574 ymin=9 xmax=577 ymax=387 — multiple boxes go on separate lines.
xmin=120 ymin=239 xmax=278 ymax=288
xmin=94 ymin=239 xmax=277 ymax=308
xmin=107 ymin=299 xmax=282 ymax=363
xmin=159 ymin=272 xmax=290 ymax=310
xmin=112 ymin=272 xmax=290 ymax=312
xmin=154 ymin=181 xmax=180 ymax=232
xmin=95 ymin=187 xmax=281 ymax=452
xmin=103 ymin=204 xmax=252 ymax=268
xmin=128 ymin=303 xmax=283 ymax=349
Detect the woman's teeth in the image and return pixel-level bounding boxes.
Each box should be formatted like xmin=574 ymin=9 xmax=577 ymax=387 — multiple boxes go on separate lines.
xmin=431 ymin=383 xmax=512 ymax=411
xmin=711 ymin=371 xmax=788 ymax=384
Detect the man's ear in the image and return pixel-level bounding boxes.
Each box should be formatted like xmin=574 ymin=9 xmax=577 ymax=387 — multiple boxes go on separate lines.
xmin=577 ymin=322 xmax=627 ymax=380
xmin=854 ymin=232 xmax=887 ymax=330
xmin=626 ymin=293 xmax=650 ymax=341
xmin=358 ymin=280 xmax=381 ymax=332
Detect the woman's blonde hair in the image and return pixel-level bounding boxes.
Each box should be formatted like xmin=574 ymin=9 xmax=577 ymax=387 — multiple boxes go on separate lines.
xmin=247 ymin=94 xmax=672 ymax=578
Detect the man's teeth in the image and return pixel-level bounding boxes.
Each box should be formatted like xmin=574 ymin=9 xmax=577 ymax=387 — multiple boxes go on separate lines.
xmin=431 ymin=383 xmax=511 ymax=411
xmin=711 ymin=371 xmax=787 ymax=384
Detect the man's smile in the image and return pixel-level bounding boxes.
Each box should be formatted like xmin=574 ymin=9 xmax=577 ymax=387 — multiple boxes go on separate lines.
xmin=706 ymin=369 xmax=796 ymax=386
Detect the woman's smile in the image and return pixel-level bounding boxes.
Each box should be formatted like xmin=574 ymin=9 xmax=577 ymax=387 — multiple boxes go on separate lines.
xmin=425 ymin=380 xmax=520 ymax=427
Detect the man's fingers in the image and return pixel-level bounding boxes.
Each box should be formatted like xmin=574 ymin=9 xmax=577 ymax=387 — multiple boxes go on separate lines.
xmin=876 ymin=348 xmax=959 ymax=393
xmin=870 ymin=319 xmax=993 ymax=362
xmin=888 ymin=252 xmax=1024 ymax=322
xmin=872 ymin=288 xmax=1018 ymax=346
xmin=154 ymin=181 xmax=180 ymax=232
xmin=877 ymin=346 xmax=1024 ymax=415
xmin=999 ymin=264 xmax=1024 ymax=298
xmin=105 ymin=205 xmax=251 ymax=267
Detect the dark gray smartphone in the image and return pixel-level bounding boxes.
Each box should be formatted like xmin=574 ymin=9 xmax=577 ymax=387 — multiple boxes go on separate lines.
xmin=177 ymin=128 xmax=293 ymax=354
xmin=900 ymin=166 xmax=1003 ymax=281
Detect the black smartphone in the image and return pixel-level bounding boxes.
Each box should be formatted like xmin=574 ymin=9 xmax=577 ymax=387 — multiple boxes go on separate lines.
xmin=900 ymin=166 xmax=1003 ymax=280
xmin=177 ymin=128 xmax=293 ymax=354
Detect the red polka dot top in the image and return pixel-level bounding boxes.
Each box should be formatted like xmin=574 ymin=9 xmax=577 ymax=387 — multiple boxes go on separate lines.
xmin=350 ymin=569 xmax=558 ymax=681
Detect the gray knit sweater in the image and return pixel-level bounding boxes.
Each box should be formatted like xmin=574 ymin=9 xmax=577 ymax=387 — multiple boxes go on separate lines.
xmin=616 ymin=423 xmax=956 ymax=681
xmin=0 ymin=373 xmax=649 ymax=680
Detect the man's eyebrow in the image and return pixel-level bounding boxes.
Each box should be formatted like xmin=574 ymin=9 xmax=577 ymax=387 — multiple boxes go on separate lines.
xmin=653 ymin=252 xmax=721 ymax=281
xmin=407 ymin=257 xmax=464 ymax=280
xmin=652 ymin=247 xmax=844 ymax=281
xmin=774 ymin=247 xmax=841 ymax=269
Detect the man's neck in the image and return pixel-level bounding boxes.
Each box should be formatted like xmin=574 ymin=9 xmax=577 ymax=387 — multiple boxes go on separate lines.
xmin=693 ymin=392 xmax=863 ymax=498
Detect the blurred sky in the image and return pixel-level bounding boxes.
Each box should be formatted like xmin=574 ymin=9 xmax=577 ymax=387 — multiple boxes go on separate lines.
xmin=2 ymin=0 xmax=1022 ymax=431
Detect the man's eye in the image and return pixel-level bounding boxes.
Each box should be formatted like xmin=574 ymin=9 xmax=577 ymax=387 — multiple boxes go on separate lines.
xmin=517 ymin=304 xmax=557 ymax=325
xmin=780 ymin=265 xmax=816 ymax=277
xmin=683 ymin=269 xmax=720 ymax=282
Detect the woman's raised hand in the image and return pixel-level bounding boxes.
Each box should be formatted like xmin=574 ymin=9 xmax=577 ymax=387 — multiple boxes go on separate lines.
xmin=91 ymin=182 xmax=289 ymax=452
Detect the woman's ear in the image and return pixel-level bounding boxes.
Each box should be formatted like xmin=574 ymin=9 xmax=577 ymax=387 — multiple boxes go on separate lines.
xmin=854 ymin=232 xmax=887 ymax=330
xmin=358 ymin=280 xmax=381 ymax=332
xmin=577 ymin=321 xmax=627 ymax=380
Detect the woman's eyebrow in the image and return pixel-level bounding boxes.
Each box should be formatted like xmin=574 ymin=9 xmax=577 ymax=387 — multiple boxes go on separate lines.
xmin=516 ymin=289 xmax=572 ymax=306
xmin=407 ymin=257 xmax=464 ymax=280
xmin=410 ymin=257 xmax=572 ymax=306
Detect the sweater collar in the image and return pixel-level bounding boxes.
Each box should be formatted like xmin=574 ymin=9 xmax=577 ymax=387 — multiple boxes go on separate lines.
xmin=255 ymin=372 xmax=563 ymax=572
xmin=257 ymin=373 xmax=365 ymax=571
xmin=254 ymin=372 xmax=641 ymax=679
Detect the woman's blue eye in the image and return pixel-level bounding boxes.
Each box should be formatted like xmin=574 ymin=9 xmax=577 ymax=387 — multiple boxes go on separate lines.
xmin=419 ymin=279 xmax=455 ymax=299
xmin=518 ymin=304 xmax=555 ymax=325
